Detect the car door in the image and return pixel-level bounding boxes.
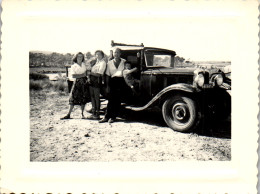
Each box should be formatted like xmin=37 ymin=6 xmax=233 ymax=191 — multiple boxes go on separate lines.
xmin=141 ymin=50 xmax=174 ymax=99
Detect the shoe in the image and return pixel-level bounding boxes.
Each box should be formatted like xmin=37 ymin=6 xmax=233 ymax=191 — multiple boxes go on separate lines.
xmin=60 ymin=115 xmax=70 ymax=120
xmin=108 ymin=118 xmax=115 ymax=123
xmin=82 ymin=115 xmax=86 ymax=119
xmin=99 ymin=117 xmax=109 ymax=123
xmin=95 ymin=112 xmax=100 ymax=120
xmin=87 ymin=115 xmax=100 ymax=120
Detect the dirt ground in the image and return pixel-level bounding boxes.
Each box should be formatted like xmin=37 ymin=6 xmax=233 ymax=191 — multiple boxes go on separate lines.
xmin=30 ymin=90 xmax=231 ymax=162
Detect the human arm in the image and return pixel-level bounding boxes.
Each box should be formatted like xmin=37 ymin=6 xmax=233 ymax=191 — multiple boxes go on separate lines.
xmin=71 ymin=64 xmax=89 ymax=78
xmin=72 ymin=73 xmax=87 ymax=79
xmin=90 ymin=72 xmax=101 ymax=77
xmin=124 ymin=67 xmax=138 ymax=75
xmin=90 ymin=60 xmax=107 ymax=77
xmin=104 ymin=74 xmax=110 ymax=94
xmin=104 ymin=63 xmax=111 ymax=93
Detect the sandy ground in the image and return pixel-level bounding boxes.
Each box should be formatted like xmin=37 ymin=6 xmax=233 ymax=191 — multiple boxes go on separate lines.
xmin=30 ymin=90 xmax=231 ymax=162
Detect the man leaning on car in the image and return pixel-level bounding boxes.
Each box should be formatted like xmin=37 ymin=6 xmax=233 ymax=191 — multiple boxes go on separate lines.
xmin=99 ymin=48 xmax=126 ymax=123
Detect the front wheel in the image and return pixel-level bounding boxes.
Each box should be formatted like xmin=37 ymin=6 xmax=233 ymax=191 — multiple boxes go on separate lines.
xmin=162 ymin=95 xmax=199 ymax=133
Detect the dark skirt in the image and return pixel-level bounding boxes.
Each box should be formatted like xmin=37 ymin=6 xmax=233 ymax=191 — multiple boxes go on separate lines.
xmin=69 ymin=77 xmax=90 ymax=105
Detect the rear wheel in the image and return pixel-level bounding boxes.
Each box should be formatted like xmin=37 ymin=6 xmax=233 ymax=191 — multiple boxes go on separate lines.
xmin=162 ymin=95 xmax=199 ymax=132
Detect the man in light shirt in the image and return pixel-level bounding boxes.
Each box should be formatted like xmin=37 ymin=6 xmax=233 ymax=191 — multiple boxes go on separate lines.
xmin=99 ymin=48 xmax=126 ymax=123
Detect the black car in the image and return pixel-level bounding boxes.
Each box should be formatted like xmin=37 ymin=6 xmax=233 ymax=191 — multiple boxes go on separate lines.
xmin=103 ymin=41 xmax=231 ymax=133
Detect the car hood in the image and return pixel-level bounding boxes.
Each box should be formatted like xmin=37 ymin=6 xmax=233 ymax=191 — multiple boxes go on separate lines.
xmin=146 ymin=67 xmax=197 ymax=75
xmin=146 ymin=67 xmax=224 ymax=76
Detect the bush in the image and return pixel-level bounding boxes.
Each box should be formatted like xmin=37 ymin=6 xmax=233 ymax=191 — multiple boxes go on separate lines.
xmin=30 ymin=79 xmax=68 ymax=92
xmin=30 ymin=80 xmax=43 ymax=90
xmin=29 ymin=73 xmax=68 ymax=93
xmin=29 ymin=73 xmax=49 ymax=80
xmin=52 ymin=80 xmax=67 ymax=92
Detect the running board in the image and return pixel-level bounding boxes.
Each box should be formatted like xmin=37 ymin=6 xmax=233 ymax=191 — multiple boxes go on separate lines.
xmin=123 ymin=99 xmax=156 ymax=111
xmin=124 ymin=105 xmax=145 ymax=111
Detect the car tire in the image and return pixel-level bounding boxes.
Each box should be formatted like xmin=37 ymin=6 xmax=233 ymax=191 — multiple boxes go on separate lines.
xmin=162 ymin=95 xmax=198 ymax=133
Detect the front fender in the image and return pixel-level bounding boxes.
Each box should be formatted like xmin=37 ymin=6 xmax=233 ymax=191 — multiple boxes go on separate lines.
xmin=128 ymin=83 xmax=198 ymax=111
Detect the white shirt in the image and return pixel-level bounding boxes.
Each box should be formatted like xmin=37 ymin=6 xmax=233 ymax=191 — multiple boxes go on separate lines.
xmin=69 ymin=62 xmax=90 ymax=81
xmin=91 ymin=59 xmax=107 ymax=75
xmin=105 ymin=58 xmax=126 ymax=78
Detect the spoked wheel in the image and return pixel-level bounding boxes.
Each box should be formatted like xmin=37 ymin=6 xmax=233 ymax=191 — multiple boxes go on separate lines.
xmin=162 ymin=95 xmax=199 ymax=133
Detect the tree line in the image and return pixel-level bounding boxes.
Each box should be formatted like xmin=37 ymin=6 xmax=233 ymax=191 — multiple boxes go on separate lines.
xmin=29 ymin=51 xmax=95 ymax=67
xmin=29 ymin=51 xmax=187 ymax=68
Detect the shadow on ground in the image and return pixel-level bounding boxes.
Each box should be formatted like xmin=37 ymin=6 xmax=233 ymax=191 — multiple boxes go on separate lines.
xmin=196 ymin=117 xmax=231 ymax=139
xmin=121 ymin=107 xmax=167 ymax=127
xmin=118 ymin=107 xmax=231 ymax=139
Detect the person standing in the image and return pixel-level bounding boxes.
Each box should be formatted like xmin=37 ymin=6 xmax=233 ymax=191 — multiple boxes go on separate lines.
xmin=99 ymin=48 xmax=126 ymax=123
xmin=87 ymin=50 xmax=107 ymax=120
xmin=61 ymin=52 xmax=91 ymax=119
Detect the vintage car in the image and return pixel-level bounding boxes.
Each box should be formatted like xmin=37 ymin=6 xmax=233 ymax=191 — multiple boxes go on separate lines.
xmin=64 ymin=41 xmax=231 ymax=132
xmin=100 ymin=41 xmax=231 ymax=133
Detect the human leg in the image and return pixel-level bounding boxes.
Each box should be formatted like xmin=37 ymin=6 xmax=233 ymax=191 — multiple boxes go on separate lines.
xmin=112 ymin=90 xmax=121 ymax=119
xmin=103 ymin=93 xmax=120 ymax=123
xmin=93 ymin=87 xmax=100 ymax=117
xmin=61 ymin=105 xmax=74 ymax=119
xmin=99 ymin=88 xmax=113 ymax=123
xmin=99 ymin=98 xmax=115 ymax=123
xmin=89 ymin=86 xmax=96 ymax=114
xmin=100 ymin=77 xmax=123 ymax=123
xmin=105 ymin=78 xmax=122 ymax=120
xmin=81 ymin=104 xmax=86 ymax=118
xmin=88 ymin=84 xmax=103 ymax=119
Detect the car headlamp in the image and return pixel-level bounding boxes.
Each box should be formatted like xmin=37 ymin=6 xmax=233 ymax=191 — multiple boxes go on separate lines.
xmin=215 ymin=74 xmax=223 ymax=86
xmin=194 ymin=73 xmax=205 ymax=87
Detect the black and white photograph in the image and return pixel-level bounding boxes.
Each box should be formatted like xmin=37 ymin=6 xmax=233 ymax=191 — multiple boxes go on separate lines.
xmin=28 ymin=3 xmax=233 ymax=162
xmin=1 ymin=0 xmax=258 ymax=193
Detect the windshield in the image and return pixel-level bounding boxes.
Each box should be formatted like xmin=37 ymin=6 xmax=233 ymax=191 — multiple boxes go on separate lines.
xmin=145 ymin=52 xmax=174 ymax=67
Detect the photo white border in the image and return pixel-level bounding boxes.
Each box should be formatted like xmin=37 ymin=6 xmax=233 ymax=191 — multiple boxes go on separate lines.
xmin=1 ymin=0 xmax=258 ymax=193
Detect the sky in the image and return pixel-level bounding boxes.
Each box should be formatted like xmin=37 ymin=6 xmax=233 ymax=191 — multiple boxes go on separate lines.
xmin=27 ymin=1 xmax=234 ymax=61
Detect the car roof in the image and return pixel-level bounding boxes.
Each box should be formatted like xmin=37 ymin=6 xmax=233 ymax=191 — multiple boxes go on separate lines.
xmin=111 ymin=46 xmax=143 ymax=51
xmin=144 ymin=47 xmax=176 ymax=55
xmin=111 ymin=46 xmax=176 ymax=55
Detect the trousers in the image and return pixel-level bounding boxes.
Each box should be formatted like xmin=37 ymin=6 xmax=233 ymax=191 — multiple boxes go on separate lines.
xmin=105 ymin=77 xmax=125 ymax=119
xmin=89 ymin=75 xmax=102 ymax=115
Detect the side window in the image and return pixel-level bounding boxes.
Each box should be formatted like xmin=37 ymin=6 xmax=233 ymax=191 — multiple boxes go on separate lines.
xmin=153 ymin=55 xmax=171 ymax=67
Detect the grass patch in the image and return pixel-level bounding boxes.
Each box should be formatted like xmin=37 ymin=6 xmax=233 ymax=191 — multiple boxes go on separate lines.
xmin=30 ymin=74 xmax=68 ymax=94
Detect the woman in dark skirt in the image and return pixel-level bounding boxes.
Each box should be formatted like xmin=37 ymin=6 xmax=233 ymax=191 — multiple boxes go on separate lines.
xmin=61 ymin=52 xmax=91 ymax=119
